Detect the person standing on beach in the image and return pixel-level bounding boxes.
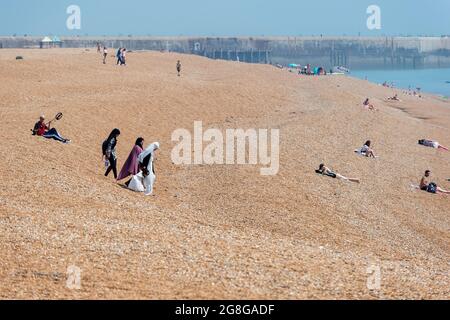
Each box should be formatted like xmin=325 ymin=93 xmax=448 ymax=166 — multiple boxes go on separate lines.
xmin=176 ymin=60 xmax=182 ymax=76
xmin=103 ymin=129 xmax=121 ymax=179
xmin=103 ymin=47 xmax=108 ymax=64
xmin=121 ymin=48 xmax=127 ymax=66
xmin=116 ymin=48 xmax=122 ymax=65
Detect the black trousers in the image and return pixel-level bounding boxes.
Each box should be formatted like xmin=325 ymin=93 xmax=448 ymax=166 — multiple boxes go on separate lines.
xmin=105 ymin=156 xmax=118 ymax=179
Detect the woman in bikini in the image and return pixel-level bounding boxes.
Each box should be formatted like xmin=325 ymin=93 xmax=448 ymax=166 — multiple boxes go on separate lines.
xmin=316 ymin=164 xmax=360 ymax=183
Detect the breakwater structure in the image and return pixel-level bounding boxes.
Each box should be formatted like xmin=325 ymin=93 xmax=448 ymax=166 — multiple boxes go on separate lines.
xmin=1 ymin=36 xmax=450 ymax=69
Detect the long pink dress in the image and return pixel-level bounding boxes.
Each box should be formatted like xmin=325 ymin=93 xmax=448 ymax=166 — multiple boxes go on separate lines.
xmin=117 ymin=145 xmax=143 ymax=181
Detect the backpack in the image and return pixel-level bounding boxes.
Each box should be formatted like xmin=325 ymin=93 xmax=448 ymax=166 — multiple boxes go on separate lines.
xmin=102 ymin=140 xmax=109 ymax=156
xmin=427 ymin=183 xmax=437 ymax=194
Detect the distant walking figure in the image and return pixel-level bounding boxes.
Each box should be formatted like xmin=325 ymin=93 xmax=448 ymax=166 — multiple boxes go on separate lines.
xmin=116 ymin=48 xmax=122 ymax=65
xmin=103 ymin=129 xmax=121 ymax=179
xmin=316 ymin=163 xmax=360 ymax=183
xmin=103 ymin=47 xmax=108 ymax=64
xmin=176 ymin=60 xmax=182 ymax=76
xmin=120 ymin=48 xmax=127 ymax=66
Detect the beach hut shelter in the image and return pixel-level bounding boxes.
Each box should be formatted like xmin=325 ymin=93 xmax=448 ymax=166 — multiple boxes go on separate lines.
xmin=40 ymin=36 xmax=53 ymax=49
xmin=52 ymin=36 xmax=62 ymax=48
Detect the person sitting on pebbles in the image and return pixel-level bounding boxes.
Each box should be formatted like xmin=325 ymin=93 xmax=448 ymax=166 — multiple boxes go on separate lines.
xmin=356 ymin=140 xmax=378 ymax=158
xmin=32 ymin=115 xmax=70 ymax=144
xmin=420 ymin=170 xmax=450 ymax=194
xmin=363 ymin=98 xmax=377 ymax=111
xmin=316 ymin=163 xmax=360 ymax=183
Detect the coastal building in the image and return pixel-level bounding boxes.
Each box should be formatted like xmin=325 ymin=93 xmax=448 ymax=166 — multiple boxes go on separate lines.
xmin=39 ymin=36 xmax=63 ymax=49
xmin=40 ymin=36 xmax=53 ymax=49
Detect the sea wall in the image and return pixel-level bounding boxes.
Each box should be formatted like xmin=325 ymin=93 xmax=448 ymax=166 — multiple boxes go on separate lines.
xmin=1 ymin=36 xmax=450 ymax=69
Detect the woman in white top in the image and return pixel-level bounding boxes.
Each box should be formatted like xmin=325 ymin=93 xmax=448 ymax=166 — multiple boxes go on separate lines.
xmin=360 ymin=140 xmax=377 ymax=158
xmin=128 ymin=142 xmax=160 ymax=195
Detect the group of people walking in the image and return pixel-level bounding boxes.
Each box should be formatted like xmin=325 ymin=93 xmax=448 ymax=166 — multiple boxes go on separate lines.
xmin=102 ymin=129 xmax=160 ymax=196
xmin=97 ymin=44 xmax=185 ymax=78
xmin=31 ymin=115 xmax=159 ymax=196
xmin=97 ymin=43 xmax=126 ymax=66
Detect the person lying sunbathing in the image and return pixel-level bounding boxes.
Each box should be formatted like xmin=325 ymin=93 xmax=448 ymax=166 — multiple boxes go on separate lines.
xmin=420 ymin=170 xmax=450 ymax=194
xmin=387 ymin=94 xmax=401 ymax=101
xmin=32 ymin=115 xmax=70 ymax=144
xmin=316 ymin=164 xmax=360 ymax=183
xmin=418 ymin=139 xmax=449 ymax=151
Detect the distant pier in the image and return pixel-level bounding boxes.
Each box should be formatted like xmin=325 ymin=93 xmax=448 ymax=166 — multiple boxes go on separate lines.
xmin=1 ymin=36 xmax=449 ymax=69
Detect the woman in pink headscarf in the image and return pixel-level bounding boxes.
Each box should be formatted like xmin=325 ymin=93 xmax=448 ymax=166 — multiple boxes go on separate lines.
xmin=117 ymin=137 xmax=144 ymax=181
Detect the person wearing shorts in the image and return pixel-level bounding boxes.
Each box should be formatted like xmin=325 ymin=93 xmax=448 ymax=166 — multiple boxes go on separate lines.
xmin=316 ymin=163 xmax=360 ymax=183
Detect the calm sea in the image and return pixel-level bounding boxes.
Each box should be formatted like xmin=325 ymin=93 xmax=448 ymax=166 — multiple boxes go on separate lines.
xmin=350 ymin=68 xmax=450 ymax=98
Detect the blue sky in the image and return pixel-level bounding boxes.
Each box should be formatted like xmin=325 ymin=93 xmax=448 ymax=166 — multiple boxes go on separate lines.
xmin=1 ymin=0 xmax=449 ymax=36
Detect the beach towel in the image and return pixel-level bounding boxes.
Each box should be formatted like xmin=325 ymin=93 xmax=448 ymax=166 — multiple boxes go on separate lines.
xmin=117 ymin=145 xmax=143 ymax=181
xmin=410 ymin=184 xmax=421 ymax=191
